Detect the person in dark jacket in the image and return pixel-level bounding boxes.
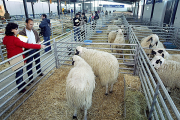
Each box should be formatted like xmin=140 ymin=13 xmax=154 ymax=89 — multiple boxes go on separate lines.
xmin=92 ymin=11 xmax=99 ymax=30
xmin=105 ymin=10 xmax=108 ymax=16
xmin=73 ymin=13 xmax=81 ymax=41
xmin=39 ymin=14 xmax=51 ymax=52
xmin=94 ymin=11 xmax=99 ymax=20
xmin=80 ymin=13 xmax=87 ymax=39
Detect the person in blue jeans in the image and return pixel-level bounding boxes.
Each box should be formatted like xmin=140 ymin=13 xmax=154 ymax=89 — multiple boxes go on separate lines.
xmin=39 ymin=14 xmax=51 ymax=52
xmin=73 ymin=13 xmax=81 ymax=41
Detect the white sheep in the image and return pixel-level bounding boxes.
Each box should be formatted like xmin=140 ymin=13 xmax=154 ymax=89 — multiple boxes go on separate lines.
xmin=152 ymin=48 xmax=180 ymax=62
xmin=66 ymin=55 xmax=95 ymax=120
xmin=120 ymin=25 xmax=127 ymax=35
xmin=113 ymin=20 xmax=122 ymax=25
xmin=141 ymin=34 xmax=164 ymax=56
xmin=107 ymin=25 xmax=125 ymax=40
xmin=108 ymin=31 xmax=117 ymax=45
xmin=112 ymin=29 xmax=125 ymax=58
xmin=151 ymin=56 xmax=180 ymax=93
xmin=107 ymin=25 xmax=120 ymax=31
xmin=75 ymin=46 xmax=119 ymax=95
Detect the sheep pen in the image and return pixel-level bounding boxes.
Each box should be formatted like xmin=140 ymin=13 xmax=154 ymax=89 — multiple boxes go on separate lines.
xmin=7 ymin=65 xmax=125 ymax=120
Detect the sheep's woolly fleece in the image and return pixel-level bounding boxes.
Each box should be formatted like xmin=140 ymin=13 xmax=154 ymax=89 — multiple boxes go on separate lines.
xmin=66 ymin=55 xmax=95 ymax=109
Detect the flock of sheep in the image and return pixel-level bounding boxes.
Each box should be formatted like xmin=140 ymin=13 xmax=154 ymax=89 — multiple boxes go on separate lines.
xmin=66 ymin=46 xmax=119 ymax=120
xmin=138 ymin=28 xmax=180 ymax=95
xmin=65 ymin=17 xmax=180 ymax=119
xmin=65 ymin=18 xmax=130 ymax=119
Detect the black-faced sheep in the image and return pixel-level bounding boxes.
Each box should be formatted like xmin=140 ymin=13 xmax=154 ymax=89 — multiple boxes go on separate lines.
xmin=151 ymin=56 xmax=180 ymax=93
xmin=141 ymin=34 xmax=164 ymax=56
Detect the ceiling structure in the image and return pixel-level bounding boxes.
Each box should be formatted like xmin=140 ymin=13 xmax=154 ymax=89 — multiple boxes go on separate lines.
xmin=40 ymin=0 xmax=139 ymax=4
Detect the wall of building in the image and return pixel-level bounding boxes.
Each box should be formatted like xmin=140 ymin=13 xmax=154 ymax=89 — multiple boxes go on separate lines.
xmin=174 ymin=1 xmax=180 ymax=28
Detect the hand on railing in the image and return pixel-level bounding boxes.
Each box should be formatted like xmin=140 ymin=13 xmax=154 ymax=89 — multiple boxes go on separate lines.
xmin=41 ymin=45 xmax=46 ymax=49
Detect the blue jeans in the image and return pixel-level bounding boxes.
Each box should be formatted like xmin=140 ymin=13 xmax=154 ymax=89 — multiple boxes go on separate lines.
xmin=16 ymin=68 xmax=26 ymax=90
xmin=26 ymin=49 xmax=41 ymax=81
xmin=73 ymin=27 xmax=81 ymax=41
xmin=43 ymin=36 xmax=51 ymax=52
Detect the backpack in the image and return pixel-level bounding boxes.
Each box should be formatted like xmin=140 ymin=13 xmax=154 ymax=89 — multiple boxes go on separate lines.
xmin=94 ymin=14 xmax=99 ymax=20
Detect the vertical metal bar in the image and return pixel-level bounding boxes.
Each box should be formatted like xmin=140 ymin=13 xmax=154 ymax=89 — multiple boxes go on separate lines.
xmin=0 ymin=46 xmax=4 ymax=61
xmin=133 ymin=2 xmax=136 ymax=17
xmin=3 ymin=0 xmax=7 ymax=12
xmin=23 ymin=0 xmax=29 ymax=18
xmin=90 ymin=0 xmax=91 ymax=13
xmin=60 ymin=0 xmax=62 ymax=14
xmin=48 ymin=0 xmax=51 ymax=17
xmin=83 ymin=0 xmax=84 ymax=13
xmin=51 ymin=23 xmax=53 ymax=38
xmin=124 ymin=77 xmax=126 ymax=118
xmin=71 ymin=30 xmax=74 ymax=48
xmin=148 ymin=82 xmax=160 ymax=120
xmin=74 ymin=2 xmax=75 ymax=15
xmin=84 ymin=24 xmax=86 ymax=40
xmin=31 ymin=2 xmax=35 ymax=19
xmin=66 ymin=1 xmax=67 ymax=13
xmin=141 ymin=0 xmax=146 ymax=19
xmin=150 ymin=0 xmax=155 ymax=22
xmin=94 ymin=0 xmax=95 ymax=12
xmin=62 ymin=20 xmax=63 ymax=33
xmin=137 ymin=2 xmax=139 ymax=18
xmin=71 ymin=30 xmax=73 ymax=42
xmin=53 ymin=38 xmax=58 ymax=68
xmin=170 ymin=0 xmax=179 ymax=25
xmin=133 ymin=44 xmax=139 ymax=75
xmin=57 ymin=0 xmax=60 ymax=19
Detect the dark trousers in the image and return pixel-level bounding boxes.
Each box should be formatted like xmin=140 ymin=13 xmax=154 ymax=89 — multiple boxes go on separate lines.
xmin=43 ymin=36 xmax=51 ymax=52
xmin=81 ymin=30 xmax=85 ymax=40
xmin=92 ymin=20 xmax=97 ymax=30
xmin=73 ymin=26 xmax=81 ymax=41
xmin=15 ymin=68 xmax=26 ymax=90
xmin=26 ymin=49 xmax=41 ymax=81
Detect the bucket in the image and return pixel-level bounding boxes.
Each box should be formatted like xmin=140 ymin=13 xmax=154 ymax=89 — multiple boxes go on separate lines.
xmin=66 ymin=29 xmax=71 ymax=32
xmin=84 ymin=40 xmax=92 ymax=45
xmin=163 ymin=42 xmax=177 ymax=49
xmin=96 ymin=30 xmax=102 ymax=33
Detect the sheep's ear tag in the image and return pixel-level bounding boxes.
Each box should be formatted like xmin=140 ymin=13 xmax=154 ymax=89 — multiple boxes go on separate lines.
xmin=156 ymin=59 xmax=161 ymax=64
xmin=162 ymin=54 xmax=164 ymax=58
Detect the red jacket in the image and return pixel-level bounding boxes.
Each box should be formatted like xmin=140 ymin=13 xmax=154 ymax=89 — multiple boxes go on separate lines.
xmin=3 ymin=35 xmax=41 ymax=59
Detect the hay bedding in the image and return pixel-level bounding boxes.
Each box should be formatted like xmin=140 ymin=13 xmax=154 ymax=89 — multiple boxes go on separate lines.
xmin=8 ymin=65 xmax=124 ymax=120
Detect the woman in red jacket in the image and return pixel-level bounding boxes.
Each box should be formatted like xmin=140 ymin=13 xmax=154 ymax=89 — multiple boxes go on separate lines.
xmin=3 ymin=23 xmax=45 ymax=93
